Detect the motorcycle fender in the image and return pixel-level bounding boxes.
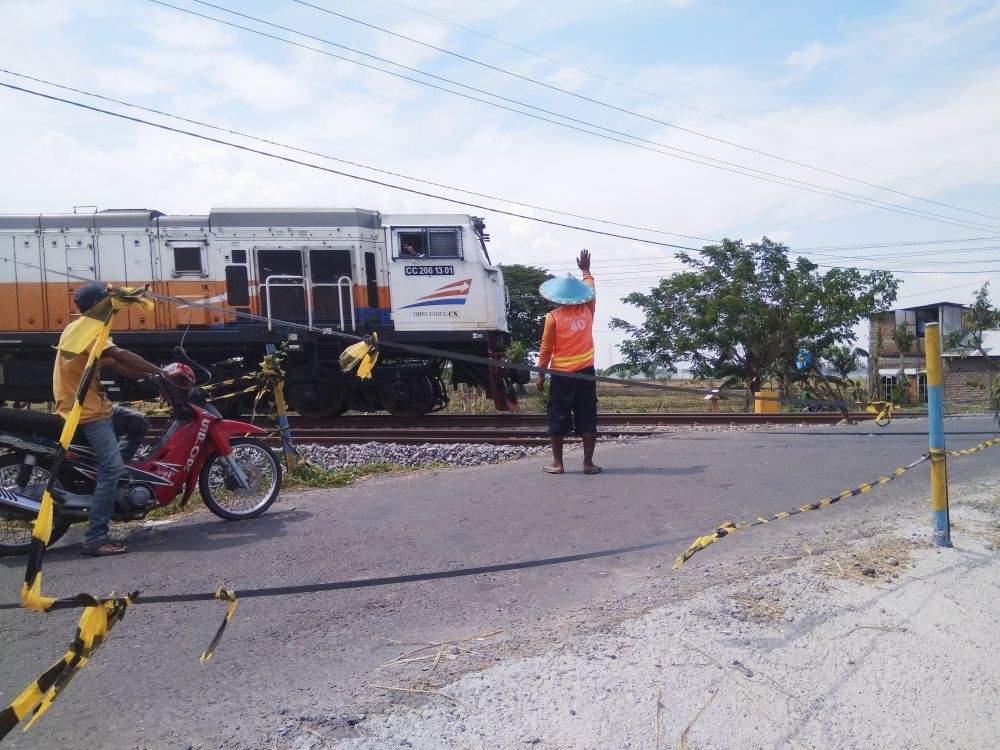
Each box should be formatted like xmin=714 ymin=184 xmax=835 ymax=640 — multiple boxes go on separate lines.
xmin=208 ymin=420 xmax=267 ymax=456
xmin=180 ymin=476 xmax=198 ymax=508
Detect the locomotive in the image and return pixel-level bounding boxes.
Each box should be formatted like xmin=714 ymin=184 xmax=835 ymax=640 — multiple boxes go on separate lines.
xmin=0 ymin=207 xmax=523 ymax=417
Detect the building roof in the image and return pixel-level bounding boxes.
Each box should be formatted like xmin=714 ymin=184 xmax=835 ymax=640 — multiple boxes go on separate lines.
xmin=895 ymin=301 xmax=969 ymax=312
xmin=942 ymin=330 xmax=1000 ymax=357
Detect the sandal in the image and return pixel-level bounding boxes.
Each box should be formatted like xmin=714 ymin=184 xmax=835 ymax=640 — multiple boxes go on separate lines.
xmin=541 ymin=466 xmax=564 ymax=474
xmin=81 ymin=541 xmax=129 ymax=556
xmin=583 ymin=465 xmax=603 ymax=475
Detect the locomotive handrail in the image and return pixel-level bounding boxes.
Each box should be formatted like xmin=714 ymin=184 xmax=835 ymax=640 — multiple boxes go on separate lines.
xmin=261 ymin=274 xmax=309 ymax=331
xmin=310 ymin=274 xmax=356 ymax=332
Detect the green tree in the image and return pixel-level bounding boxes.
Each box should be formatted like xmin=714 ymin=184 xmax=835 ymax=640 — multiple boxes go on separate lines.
xmin=890 ymin=322 xmax=917 ymax=405
xmin=822 ymin=344 xmax=864 ymax=378
xmin=609 ymin=238 xmax=899 ymax=393
xmin=499 ymin=264 xmax=555 ymax=352
xmin=944 ymin=283 xmax=1000 ymax=355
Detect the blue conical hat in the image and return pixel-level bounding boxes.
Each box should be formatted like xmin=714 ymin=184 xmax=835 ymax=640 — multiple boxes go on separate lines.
xmin=539 ymin=274 xmax=595 ymax=305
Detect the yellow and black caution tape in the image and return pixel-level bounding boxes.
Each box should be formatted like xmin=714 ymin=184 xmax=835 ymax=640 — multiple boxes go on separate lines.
xmin=865 ymin=400 xmax=895 ymax=426
xmin=200 ymin=588 xmax=239 ymax=663
xmin=0 ymin=593 xmax=135 ymax=739
xmin=204 ymin=375 xmax=256 ymax=392
xmin=23 ymin=287 xmax=153 ymax=611
xmin=339 ymin=333 xmax=379 ymax=379
xmin=673 ymin=453 xmax=931 ymax=569
xmin=948 ymin=436 xmax=1000 ymax=456
xmin=673 ymin=434 xmax=1000 ymax=568
xmin=208 ymin=384 xmax=258 ymax=403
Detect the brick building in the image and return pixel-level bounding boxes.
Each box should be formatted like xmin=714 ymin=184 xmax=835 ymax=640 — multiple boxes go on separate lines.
xmin=867 ymin=301 xmax=998 ymax=405
xmin=942 ymin=330 xmax=1000 ymax=404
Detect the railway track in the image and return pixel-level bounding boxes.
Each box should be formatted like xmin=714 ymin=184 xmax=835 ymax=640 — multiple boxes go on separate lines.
xmin=146 ymin=412 xmax=891 ymax=446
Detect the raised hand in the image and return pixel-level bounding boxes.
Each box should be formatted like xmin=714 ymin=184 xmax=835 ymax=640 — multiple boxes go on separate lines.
xmin=577 ymin=249 xmax=591 ymax=273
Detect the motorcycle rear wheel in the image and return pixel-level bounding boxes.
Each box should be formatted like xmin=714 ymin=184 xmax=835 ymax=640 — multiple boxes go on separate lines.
xmin=199 ymin=438 xmax=282 ymax=521
xmin=0 ymin=455 xmax=71 ymax=556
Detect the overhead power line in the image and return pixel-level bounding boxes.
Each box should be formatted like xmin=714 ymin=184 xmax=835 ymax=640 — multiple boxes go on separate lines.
xmin=0 ymin=80 xmax=703 ymax=251
xmin=292 ymin=0 xmax=1000 ymax=226
xmin=145 ymin=0 xmax=1000 ymax=235
xmin=375 ymin=0 xmax=1000 ymax=214
xmin=0 ymin=69 xmax=715 ymax=244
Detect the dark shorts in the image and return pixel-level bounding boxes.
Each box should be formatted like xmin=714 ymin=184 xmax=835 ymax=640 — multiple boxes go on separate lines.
xmin=547 ymin=366 xmax=598 ymax=436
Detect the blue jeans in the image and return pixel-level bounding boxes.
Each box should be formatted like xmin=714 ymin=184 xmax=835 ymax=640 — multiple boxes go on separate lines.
xmin=112 ymin=406 xmax=149 ymax=463
xmin=78 ymin=416 xmax=125 ymax=547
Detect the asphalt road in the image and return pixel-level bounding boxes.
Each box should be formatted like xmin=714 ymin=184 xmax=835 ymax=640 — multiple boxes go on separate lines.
xmin=1 ymin=416 xmax=997 ymax=749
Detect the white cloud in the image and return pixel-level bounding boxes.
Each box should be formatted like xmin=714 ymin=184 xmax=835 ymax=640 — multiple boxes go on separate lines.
xmin=784 ymin=41 xmax=835 ymax=73
xmin=2 ymin=0 xmax=1000 ymax=365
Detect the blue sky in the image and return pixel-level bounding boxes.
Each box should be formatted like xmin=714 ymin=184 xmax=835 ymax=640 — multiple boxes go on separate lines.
xmin=2 ymin=0 xmax=999 ymax=364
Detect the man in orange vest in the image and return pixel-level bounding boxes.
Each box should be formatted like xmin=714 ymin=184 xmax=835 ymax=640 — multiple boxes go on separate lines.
xmin=535 ymin=249 xmax=600 ymax=475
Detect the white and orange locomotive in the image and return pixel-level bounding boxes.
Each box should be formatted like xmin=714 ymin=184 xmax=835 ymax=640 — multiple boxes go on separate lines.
xmin=0 ymin=207 xmax=522 ymax=417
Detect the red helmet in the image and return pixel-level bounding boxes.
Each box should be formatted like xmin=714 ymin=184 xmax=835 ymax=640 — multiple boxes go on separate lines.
xmin=163 ymin=362 xmax=196 ymax=388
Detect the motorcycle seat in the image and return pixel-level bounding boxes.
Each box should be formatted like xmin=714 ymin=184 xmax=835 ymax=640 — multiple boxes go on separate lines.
xmin=0 ymin=407 xmax=65 ymax=440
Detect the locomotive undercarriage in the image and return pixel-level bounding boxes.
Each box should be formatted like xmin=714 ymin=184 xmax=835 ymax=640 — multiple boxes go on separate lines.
xmin=0 ymin=327 xmax=519 ymax=419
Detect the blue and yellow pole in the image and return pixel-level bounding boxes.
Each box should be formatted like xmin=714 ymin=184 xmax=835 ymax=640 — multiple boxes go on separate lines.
xmin=924 ymin=322 xmax=952 ymax=547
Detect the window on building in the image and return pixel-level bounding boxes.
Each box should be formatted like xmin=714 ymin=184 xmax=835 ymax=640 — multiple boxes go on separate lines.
xmin=880 ymin=375 xmax=897 ymax=402
xmin=915 ymin=373 xmax=928 ymax=404
xmin=173 ymin=246 xmax=203 ymax=274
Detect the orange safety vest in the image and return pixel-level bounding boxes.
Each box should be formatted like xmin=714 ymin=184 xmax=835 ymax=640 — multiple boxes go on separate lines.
xmin=547 ymin=304 xmax=595 ymax=371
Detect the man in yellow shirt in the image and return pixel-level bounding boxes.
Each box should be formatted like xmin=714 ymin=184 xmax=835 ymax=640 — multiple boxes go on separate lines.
xmin=535 ymin=250 xmax=600 ymax=475
xmin=54 ymin=282 xmax=165 ymax=556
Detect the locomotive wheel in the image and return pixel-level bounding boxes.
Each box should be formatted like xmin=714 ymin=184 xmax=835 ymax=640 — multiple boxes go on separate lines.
xmin=285 ymin=381 xmax=344 ymax=419
xmin=379 ymin=375 xmax=434 ymax=418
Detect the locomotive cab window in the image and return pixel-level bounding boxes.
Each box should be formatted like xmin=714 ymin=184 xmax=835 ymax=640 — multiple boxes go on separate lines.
xmin=395 ymin=228 xmax=462 ymax=260
xmin=172 ymin=246 xmax=204 ymax=275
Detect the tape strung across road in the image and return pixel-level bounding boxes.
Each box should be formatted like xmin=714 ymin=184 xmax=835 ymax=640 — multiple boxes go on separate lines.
xmin=1 ymin=436 xmax=996 ymax=739
xmin=0 ymin=594 xmax=135 ymax=740
xmin=0 ymin=253 xmax=886 ymax=413
xmin=672 ymin=435 xmax=1000 ymax=569
xmin=2 ymin=436 xmax=996 ymax=616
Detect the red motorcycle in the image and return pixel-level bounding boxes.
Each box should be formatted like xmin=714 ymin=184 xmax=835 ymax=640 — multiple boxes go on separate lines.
xmin=0 ymin=354 xmax=282 ymax=555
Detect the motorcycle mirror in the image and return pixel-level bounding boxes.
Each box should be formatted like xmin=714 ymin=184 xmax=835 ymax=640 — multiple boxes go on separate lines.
xmin=173 ymin=345 xmax=213 ymax=386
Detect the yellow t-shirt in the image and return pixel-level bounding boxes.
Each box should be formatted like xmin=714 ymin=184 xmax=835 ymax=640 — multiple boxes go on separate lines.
xmin=53 ymin=321 xmax=115 ymax=423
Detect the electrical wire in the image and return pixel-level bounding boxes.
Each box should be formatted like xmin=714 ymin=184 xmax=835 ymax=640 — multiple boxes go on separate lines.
xmin=144 ymin=0 xmax=1000 ymax=235
xmin=0 ymin=68 xmax=716 ymax=244
xmin=291 ymin=0 xmax=1000 ymax=226
xmin=9 ymin=74 xmax=995 ymax=281
xmin=0 ymin=80 xmax=701 ymax=251
xmin=374 ymin=0 xmax=1000 ymax=214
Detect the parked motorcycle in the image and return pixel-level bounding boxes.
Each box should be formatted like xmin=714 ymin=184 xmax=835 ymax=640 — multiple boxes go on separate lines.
xmin=0 ymin=350 xmax=282 ymax=555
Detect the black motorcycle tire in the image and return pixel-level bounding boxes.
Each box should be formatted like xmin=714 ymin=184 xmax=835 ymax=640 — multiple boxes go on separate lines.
xmin=198 ymin=438 xmax=282 ymax=521
xmin=0 ymin=454 xmax=72 ymax=556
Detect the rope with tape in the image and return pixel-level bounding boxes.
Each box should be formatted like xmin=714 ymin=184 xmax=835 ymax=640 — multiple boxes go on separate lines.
xmin=0 ymin=593 xmax=135 ymax=738
xmin=2 ymin=433 xmax=996 ymax=737
xmin=672 ymin=434 xmax=1000 ymax=568
xmin=0 ymin=253 xmax=896 ymax=414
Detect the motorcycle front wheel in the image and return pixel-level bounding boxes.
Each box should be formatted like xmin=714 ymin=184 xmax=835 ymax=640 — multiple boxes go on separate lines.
xmin=199 ymin=438 xmax=282 ymax=521
xmin=0 ymin=455 xmax=71 ymax=556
